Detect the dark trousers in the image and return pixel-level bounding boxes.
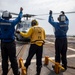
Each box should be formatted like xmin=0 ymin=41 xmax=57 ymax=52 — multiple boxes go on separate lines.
xmin=24 ymin=44 xmax=43 ymax=74
xmin=55 ymin=38 xmax=67 ymax=69
xmin=1 ymin=41 xmax=19 ymax=75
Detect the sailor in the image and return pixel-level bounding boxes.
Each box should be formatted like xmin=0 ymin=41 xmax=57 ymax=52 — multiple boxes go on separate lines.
xmin=48 ymin=10 xmax=69 ymax=71
xmin=0 ymin=7 xmax=23 ymax=75
xmin=16 ymin=19 xmax=46 ymax=75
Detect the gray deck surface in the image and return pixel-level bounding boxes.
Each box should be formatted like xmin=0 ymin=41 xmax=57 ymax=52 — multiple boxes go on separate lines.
xmin=0 ymin=36 xmax=75 ymax=75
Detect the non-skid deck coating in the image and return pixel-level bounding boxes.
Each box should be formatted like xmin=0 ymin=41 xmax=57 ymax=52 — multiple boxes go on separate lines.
xmin=0 ymin=36 xmax=75 ymax=75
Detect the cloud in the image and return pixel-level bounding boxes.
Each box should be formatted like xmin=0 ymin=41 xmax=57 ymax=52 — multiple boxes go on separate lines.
xmin=0 ymin=0 xmax=75 ymax=13
xmin=18 ymin=0 xmax=75 ymax=15
xmin=0 ymin=0 xmax=75 ymax=35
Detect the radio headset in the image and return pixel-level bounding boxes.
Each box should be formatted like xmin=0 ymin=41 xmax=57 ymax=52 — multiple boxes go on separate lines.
xmin=58 ymin=11 xmax=66 ymax=22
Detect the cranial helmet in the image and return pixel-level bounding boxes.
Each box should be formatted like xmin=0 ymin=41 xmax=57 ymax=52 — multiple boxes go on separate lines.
xmin=31 ymin=19 xmax=38 ymax=26
xmin=58 ymin=11 xmax=66 ymax=22
xmin=2 ymin=11 xmax=12 ymax=19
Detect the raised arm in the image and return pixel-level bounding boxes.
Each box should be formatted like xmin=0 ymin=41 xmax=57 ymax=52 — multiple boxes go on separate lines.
xmin=48 ymin=10 xmax=58 ymax=28
xmin=65 ymin=15 xmax=69 ymax=25
xmin=13 ymin=7 xmax=23 ymax=25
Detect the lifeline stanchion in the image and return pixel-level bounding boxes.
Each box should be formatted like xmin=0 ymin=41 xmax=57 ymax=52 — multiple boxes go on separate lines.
xmin=19 ymin=58 xmax=27 ymax=75
xmin=44 ymin=56 xmax=65 ymax=74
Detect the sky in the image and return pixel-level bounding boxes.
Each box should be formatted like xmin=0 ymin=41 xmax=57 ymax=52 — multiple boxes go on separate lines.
xmin=0 ymin=0 xmax=75 ymax=35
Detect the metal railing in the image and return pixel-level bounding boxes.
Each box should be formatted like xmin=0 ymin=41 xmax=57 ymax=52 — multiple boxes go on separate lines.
xmin=44 ymin=56 xmax=65 ymax=74
xmin=19 ymin=58 xmax=27 ymax=75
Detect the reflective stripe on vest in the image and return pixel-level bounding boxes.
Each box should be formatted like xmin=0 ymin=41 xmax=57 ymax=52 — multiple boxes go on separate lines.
xmin=0 ymin=22 xmax=11 ymax=25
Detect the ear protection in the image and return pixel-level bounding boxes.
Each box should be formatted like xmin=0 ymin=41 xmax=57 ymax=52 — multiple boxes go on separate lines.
xmin=58 ymin=14 xmax=66 ymax=22
xmin=31 ymin=21 xmax=36 ymax=26
xmin=2 ymin=11 xmax=12 ymax=19
xmin=31 ymin=20 xmax=38 ymax=26
xmin=58 ymin=11 xmax=66 ymax=22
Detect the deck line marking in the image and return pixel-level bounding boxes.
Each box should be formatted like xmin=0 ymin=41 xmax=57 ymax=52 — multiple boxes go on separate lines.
xmin=45 ymin=40 xmax=75 ymax=51
xmin=68 ymin=47 xmax=75 ymax=51
xmin=0 ymin=54 xmax=75 ymax=66
xmin=29 ymin=54 xmax=75 ymax=63
xmin=23 ymin=54 xmax=75 ymax=63
xmin=0 ymin=40 xmax=75 ymax=66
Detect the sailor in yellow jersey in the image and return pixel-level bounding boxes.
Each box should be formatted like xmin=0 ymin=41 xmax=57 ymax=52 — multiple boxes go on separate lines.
xmin=16 ymin=19 xmax=46 ymax=75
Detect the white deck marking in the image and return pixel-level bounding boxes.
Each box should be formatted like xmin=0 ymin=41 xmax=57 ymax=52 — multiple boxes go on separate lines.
xmin=0 ymin=54 xmax=75 ymax=66
xmin=27 ymin=54 xmax=75 ymax=63
xmin=68 ymin=47 xmax=75 ymax=51
xmin=45 ymin=40 xmax=75 ymax=51
xmin=0 ymin=40 xmax=75 ymax=66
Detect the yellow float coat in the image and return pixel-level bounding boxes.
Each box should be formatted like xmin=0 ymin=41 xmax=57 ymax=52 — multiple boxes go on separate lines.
xmin=20 ymin=25 xmax=46 ymax=46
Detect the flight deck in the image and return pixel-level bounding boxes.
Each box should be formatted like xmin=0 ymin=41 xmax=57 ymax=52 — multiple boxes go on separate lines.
xmin=0 ymin=35 xmax=75 ymax=75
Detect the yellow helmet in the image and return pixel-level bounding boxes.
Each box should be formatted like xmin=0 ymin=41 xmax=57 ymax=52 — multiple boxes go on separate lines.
xmin=31 ymin=19 xmax=38 ymax=26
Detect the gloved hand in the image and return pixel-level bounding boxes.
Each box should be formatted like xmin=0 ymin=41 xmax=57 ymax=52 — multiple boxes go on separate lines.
xmin=61 ymin=11 xmax=65 ymax=15
xmin=16 ymin=31 xmax=20 ymax=34
xmin=49 ymin=10 xmax=52 ymax=16
xmin=20 ymin=7 xmax=23 ymax=12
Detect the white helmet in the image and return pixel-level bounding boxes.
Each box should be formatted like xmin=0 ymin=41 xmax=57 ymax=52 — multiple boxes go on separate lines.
xmin=58 ymin=11 xmax=66 ymax=22
xmin=2 ymin=11 xmax=12 ymax=19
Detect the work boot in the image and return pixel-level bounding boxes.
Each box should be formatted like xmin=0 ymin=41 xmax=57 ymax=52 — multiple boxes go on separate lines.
xmin=60 ymin=69 xmax=66 ymax=72
xmin=14 ymin=71 xmax=20 ymax=75
xmin=60 ymin=65 xmax=67 ymax=72
xmin=36 ymin=66 xmax=41 ymax=75
xmin=24 ymin=64 xmax=28 ymax=73
xmin=2 ymin=73 xmax=8 ymax=75
xmin=17 ymin=71 xmax=20 ymax=75
xmin=52 ymin=65 xmax=55 ymax=70
xmin=35 ymin=72 xmax=41 ymax=75
xmin=2 ymin=74 xmax=7 ymax=75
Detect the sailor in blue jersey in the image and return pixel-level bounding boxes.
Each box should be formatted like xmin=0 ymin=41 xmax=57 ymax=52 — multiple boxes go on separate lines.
xmin=48 ymin=10 xmax=69 ymax=71
xmin=0 ymin=7 xmax=23 ymax=75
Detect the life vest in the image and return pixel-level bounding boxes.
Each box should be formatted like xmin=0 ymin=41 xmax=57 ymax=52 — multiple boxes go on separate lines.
xmin=31 ymin=26 xmax=45 ymax=44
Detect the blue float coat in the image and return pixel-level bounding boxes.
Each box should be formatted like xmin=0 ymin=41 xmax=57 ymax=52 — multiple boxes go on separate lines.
xmin=0 ymin=11 xmax=22 ymax=42
xmin=48 ymin=15 xmax=69 ymax=38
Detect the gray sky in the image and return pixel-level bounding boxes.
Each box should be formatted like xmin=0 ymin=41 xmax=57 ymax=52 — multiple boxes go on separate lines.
xmin=0 ymin=0 xmax=75 ymax=35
